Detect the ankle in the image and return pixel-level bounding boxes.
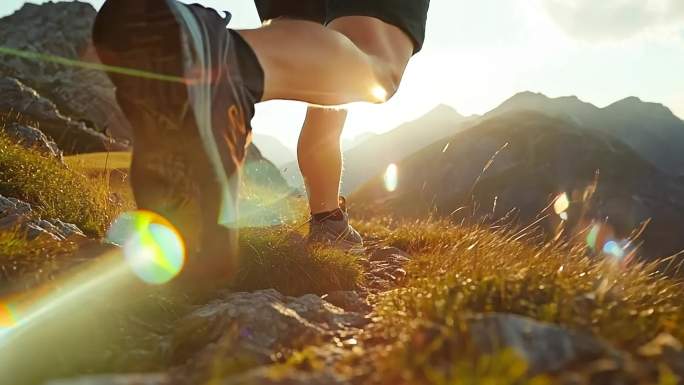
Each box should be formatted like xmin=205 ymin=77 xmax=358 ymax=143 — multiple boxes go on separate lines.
xmin=312 ymin=209 xmax=344 ymax=222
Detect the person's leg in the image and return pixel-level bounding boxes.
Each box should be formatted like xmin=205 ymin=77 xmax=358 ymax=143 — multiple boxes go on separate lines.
xmin=236 ymin=17 xmax=413 ymax=105
xmin=297 ymin=107 xmax=347 ymax=214
xmin=294 ymin=14 xmax=419 ymax=212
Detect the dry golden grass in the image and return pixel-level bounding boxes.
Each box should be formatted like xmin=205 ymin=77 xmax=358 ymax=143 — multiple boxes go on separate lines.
xmin=355 ymin=218 xmax=684 ymax=384
xmin=0 ymin=135 xmax=125 ymax=236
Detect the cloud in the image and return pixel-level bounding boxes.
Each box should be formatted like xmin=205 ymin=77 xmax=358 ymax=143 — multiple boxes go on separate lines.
xmin=540 ymin=0 xmax=684 ymax=41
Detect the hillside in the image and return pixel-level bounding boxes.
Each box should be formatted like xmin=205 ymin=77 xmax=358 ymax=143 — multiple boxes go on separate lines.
xmin=353 ymin=110 xmax=684 ymax=261
xmin=282 ymin=104 xmax=470 ymax=193
xmin=251 ymin=134 xmax=296 ymax=167
xmin=487 ymin=92 xmax=684 ymax=175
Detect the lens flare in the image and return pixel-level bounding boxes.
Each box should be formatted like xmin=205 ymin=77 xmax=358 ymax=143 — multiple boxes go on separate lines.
xmin=107 ymin=211 xmax=185 ymax=285
xmin=554 ymin=193 xmax=570 ymax=216
xmin=603 ymin=241 xmax=625 ymax=260
xmin=371 ymin=85 xmax=388 ymax=102
xmin=586 ymin=224 xmax=601 ymax=251
xmin=384 ymin=163 xmax=399 ymax=192
xmin=0 ymin=303 xmax=17 ymax=329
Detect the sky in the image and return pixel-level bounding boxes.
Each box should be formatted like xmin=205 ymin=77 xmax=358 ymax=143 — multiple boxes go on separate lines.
xmin=1 ymin=0 xmax=683 ymax=149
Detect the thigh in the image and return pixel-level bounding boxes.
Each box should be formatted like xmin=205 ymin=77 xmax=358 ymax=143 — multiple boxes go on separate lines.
xmin=326 ymin=0 xmax=430 ymax=54
xmin=254 ymin=0 xmax=327 ymax=24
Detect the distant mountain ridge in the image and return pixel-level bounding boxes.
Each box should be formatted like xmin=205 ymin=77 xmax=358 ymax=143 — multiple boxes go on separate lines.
xmin=487 ymin=92 xmax=684 ymax=175
xmin=251 ymin=134 xmax=296 ymax=167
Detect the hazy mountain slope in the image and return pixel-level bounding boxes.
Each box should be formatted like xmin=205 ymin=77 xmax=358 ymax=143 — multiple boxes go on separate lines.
xmin=487 ymin=92 xmax=684 ymax=174
xmin=251 ymin=134 xmax=296 ymax=167
xmin=341 ymin=105 xmax=470 ymax=194
xmin=282 ymin=104 xmax=470 ymax=192
xmin=353 ymin=110 xmax=684 ymax=260
xmin=342 ymin=132 xmax=379 ymax=152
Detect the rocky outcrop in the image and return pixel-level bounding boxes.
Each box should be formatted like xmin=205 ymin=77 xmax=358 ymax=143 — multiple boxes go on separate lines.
xmin=0 ymin=1 xmax=132 ymax=141
xmin=2 ymin=122 xmax=63 ymax=161
xmin=0 ymin=194 xmax=84 ymax=241
xmin=171 ymin=289 xmax=367 ymax=365
xmin=0 ymin=77 xmax=124 ymax=153
xmin=466 ymin=313 xmax=613 ymax=375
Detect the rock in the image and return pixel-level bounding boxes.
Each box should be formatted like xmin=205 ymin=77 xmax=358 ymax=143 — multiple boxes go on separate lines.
xmin=0 ymin=194 xmax=85 ymax=240
xmin=172 ymin=289 xmax=367 ymax=364
xmin=323 ymin=291 xmax=372 ymax=314
xmin=638 ymin=333 xmax=684 ymax=378
xmin=466 ymin=313 xmax=613 ymax=375
xmin=368 ymin=247 xmax=411 ymax=263
xmin=0 ymin=77 xmax=123 ymax=154
xmin=0 ymin=1 xmax=133 ymax=141
xmin=3 ymin=122 xmax=63 ymax=161
xmin=45 ymin=374 xmax=168 ymax=385
xmin=362 ymin=247 xmax=412 ymax=293
xmin=221 ymin=367 xmax=349 ymax=385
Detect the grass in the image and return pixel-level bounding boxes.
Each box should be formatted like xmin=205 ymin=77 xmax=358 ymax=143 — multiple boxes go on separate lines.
xmin=0 ymin=134 xmax=125 ymax=236
xmin=64 ymin=152 xmax=132 ymax=172
xmin=354 ymin=218 xmax=684 ymax=384
xmin=0 ymin=229 xmax=78 ymax=290
xmin=235 ymin=226 xmax=364 ymax=296
xmin=5 ymin=123 xmax=684 ymax=384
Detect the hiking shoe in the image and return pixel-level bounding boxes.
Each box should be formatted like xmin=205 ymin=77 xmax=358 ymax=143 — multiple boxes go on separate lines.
xmin=93 ymin=0 xmax=263 ymax=283
xmin=308 ymin=198 xmax=364 ymax=251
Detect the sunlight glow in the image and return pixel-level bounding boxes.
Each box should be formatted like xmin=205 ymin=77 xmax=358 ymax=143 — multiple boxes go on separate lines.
xmin=0 ymin=303 xmax=17 ymax=329
xmin=554 ymin=192 xmax=570 ymax=216
xmin=371 ymin=85 xmax=388 ymax=103
xmin=107 ymin=211 xmax=185 ymax=285
xmin=0 ymin=251 xmax=126 ymax=348
xmin=384 ymin=163 xmax=399 ymax=192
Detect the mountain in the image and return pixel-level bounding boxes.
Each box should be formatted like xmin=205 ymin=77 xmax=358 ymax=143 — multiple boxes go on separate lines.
xmin=251 ymin=134 xmax=296 ymax=167
xmin=353 ymin=110 xmax=684 ymax=261
xmin=487 ymin=92 xmax=684 ymax=175
xmin=342 ymin=132 xmax=379 ymax=152
xmin=282 ymin=104 xmax=471 ymax=193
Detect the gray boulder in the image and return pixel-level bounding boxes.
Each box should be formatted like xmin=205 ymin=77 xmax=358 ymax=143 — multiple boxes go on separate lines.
xmin=46 ymin=374 xmax=168 ymax=385
xmin=42 ymin=289 xmax=367 ymax=385
xmin=172 ymin=289 xmax=367 ymax=364
xmin=0 ymin=1 xmax=132 ymax=141
xmin=0 ymin=194 xmax=85 ymax=240
xmin=466 ymin=313 xmax=614 ymax=375
xmin=3 ymin=122 xmax=63 ymax=161
xmin=0 ymin=77 xmax=124 ymax=154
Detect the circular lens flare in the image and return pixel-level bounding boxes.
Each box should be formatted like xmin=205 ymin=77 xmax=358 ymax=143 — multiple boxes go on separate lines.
xmin=554 ymin=192 xmax=570 ymax=216
xmin=107 ymin=211 xmax=186 ymax=285
xmin=586 ymin=224 xmax=601 ymax=251
xmin=371 ymin=85 xmax=388 ymax=102
xmin=0 ymin=303 xmax=17 ymax=329
xmin=384 ymin=163 xmax=399 ymax=192
xmin=603 ymin=240 xmax=625 ymax=260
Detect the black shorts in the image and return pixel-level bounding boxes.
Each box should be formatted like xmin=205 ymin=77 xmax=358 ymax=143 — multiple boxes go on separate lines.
xmin=254 ymin=0 xmax=430 ymax=53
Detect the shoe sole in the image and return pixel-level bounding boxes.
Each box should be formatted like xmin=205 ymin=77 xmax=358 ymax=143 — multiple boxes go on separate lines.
xmin=94 ymin=0 xmax=239 ymax=282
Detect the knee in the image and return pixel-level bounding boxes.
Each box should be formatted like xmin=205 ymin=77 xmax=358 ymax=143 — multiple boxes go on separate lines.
xmin=370 ymin=58 xmax=406 ymax=102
